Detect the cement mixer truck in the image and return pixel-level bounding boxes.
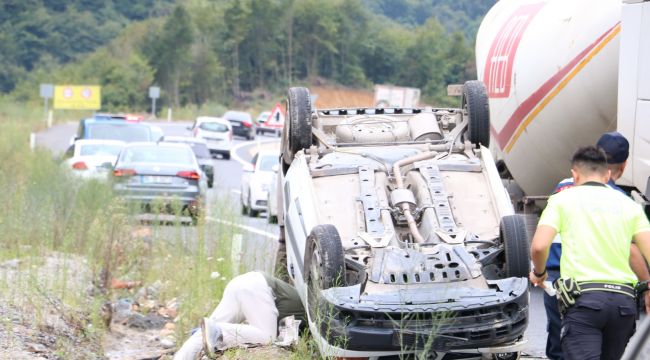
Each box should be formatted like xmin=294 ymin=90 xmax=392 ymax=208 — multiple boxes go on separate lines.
xmin=476 ymin=0 xmax=649 ymax=211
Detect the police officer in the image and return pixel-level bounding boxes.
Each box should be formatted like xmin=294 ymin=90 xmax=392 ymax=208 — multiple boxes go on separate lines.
xmin=542 ymin=132 xmax=650 ymax=360
xmin=530 ymin=146 xmax=650 ymax=360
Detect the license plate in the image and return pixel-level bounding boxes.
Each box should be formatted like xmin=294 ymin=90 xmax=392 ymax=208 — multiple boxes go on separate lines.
xmin=141 ymin=175 xmax=172 ymax=184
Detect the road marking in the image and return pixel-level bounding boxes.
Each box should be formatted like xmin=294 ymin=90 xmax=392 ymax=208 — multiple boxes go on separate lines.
xmin=231 ymin=189 xmax=242 ymax=195
xmin=230 ymin=139 xmax=280 ymax=167
xmin=206 ymin=216 xmax=279 ymax=240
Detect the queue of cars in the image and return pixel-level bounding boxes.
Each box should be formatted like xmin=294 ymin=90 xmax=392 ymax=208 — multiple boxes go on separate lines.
xmin=63 ymin=113 xmax=219 ymax=225
xmin=63 ymin=110 xmax=283 ymax=224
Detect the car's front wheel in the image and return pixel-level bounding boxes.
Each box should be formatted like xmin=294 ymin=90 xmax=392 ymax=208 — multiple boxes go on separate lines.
xmin=241 ymin=196 xmax=248 ymax=216
xmin=248 ymin=191 xmax=258 ymax=217
xmin=306 ymin=225 xmax=345 ymax=321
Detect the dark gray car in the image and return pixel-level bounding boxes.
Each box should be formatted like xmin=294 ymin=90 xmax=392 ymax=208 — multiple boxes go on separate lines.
xmin=112 ymin=142 xmax=207 ymax=224
xmin=223 ymin=110 xmax=255 ymax=140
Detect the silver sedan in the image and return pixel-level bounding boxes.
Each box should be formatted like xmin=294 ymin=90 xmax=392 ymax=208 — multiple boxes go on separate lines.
xmin=112 ymin=142 xmax=207 ymax=224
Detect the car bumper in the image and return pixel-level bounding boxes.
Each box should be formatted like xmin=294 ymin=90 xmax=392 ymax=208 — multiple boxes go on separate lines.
xmin=232 ymin=127 xmax=252 ymax=137
xmin=205 ymin=140 xmax=231 ymax=153
xmin=249 ymin=188 xmax=269 ymax=211
xmin=70 ymin=170 xmax=111 ymax=181
xmin=114 ymin=185 xmax=202 ymax=211
xmin=311 ymin=277 xmax=528 ymax=354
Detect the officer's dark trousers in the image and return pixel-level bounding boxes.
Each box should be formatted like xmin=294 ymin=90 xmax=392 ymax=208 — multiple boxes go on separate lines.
xmin=561 ymin=291 xmax=636 ymax=360
xmin=544 ymin=270 xmax=563 ymax=360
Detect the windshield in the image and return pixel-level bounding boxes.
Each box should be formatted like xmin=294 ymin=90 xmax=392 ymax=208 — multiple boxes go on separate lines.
xmin=199 ymin=122 xmax=229 ymax=132
xmin=79 ymin=144 xmax=123 ymax=157
xmin=121 ymin=146 xmax=195 ymax=165
xmin=86 ymin=123 xmax=151 ymax=142
xmin=258 ymin=155 xmax=278 ymax=171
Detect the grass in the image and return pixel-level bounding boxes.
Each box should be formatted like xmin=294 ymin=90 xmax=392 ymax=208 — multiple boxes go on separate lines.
xmin=0 ymin=97 xmax=451 ymax=359
xmin=0 ymin=103 xmax=242 ymax=356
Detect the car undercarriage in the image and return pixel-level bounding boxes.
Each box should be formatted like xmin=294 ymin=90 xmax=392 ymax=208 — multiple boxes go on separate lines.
xmin=279 ymin=83 xmax=531 ymax=358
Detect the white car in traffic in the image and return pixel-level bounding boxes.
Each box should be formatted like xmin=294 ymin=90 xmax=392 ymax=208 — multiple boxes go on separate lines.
xmin=240 ymin=150 xmax=280 ymax=217
xmin=190 ymin=116 xmax=233 ymax=159
xmin=63 ymin=139 xmax=125 ymax=180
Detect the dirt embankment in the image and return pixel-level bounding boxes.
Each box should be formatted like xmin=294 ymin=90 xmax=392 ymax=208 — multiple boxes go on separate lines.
xmin=310 ymin=85 xmax=374 ymax=108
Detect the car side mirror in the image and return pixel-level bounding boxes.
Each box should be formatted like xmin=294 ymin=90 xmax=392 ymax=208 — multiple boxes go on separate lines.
xmin=272 ymin=164 xmax=279 ymax=173
xmin=243 ymin=164 xmax=254 ymax=172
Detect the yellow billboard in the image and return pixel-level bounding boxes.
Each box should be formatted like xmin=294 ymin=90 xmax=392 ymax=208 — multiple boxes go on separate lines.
xmin=53 ymin=85 xmax=101 ymax=110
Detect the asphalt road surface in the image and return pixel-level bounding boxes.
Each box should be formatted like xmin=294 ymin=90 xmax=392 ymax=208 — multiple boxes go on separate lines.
xmin=35 ymin=120 xmax=547 ymax=358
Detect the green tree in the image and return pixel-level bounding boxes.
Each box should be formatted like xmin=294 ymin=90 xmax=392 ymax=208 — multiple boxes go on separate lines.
xmin=145 ymin=5 xmax=194 ymax=107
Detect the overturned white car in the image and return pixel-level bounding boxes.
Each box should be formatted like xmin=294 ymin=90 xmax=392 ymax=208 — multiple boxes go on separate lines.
xmin=277 ymin=83 xmax=530 ymax=359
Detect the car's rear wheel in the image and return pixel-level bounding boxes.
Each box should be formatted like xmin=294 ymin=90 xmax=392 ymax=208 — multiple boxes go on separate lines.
xmin=282 ymin=87 xmax=313 ymax=166
xmin=462 ymin=80 xmax=490 ymax=148
xmin=500 ymin=215 xmax=530 ymax=278
xmin=306 ymin=225 xmax=345 ymax=321
xmin=188 ymin=205 xmax=203 ymax=226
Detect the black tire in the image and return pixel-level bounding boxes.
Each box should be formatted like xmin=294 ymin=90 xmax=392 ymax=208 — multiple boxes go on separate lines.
xmin=500 ymin=215 xmax=530 ymax=278
xmin=189 ymin=206 xmax=202 ymax=226
xmin=248 ymin=191 xmax=258 ymax=217
xmin=223 ymin=152 xmax=231 ymax=160
xmin=282 ymin=87 xmax=312 ymax=165
xmin=305 ymin=225 xmax=346 ymax=320
xmin=241 ymin=196 xmax=248 ymax=215
xmin=462 ymin=80 xmax=490 ymax=147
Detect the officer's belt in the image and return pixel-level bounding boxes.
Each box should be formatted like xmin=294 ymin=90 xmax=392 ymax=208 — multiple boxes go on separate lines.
xmin=577 ymin=282 xmax=636 ymax=298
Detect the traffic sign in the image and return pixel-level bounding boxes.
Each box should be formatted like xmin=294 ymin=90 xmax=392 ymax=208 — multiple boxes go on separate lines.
xmin=39 ymin=84 xmax=53 ymax=99
xmin=149 ymin=86 xmax=160 ymax=99
xmin=53 ymin=85 xmax=101 ymax=110
xmin=264 ymin=103 xmax=285 ymax=128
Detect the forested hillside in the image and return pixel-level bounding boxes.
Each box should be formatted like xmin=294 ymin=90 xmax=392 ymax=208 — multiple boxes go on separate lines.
xmin=3 ymin=0 xmax=496 ymax=111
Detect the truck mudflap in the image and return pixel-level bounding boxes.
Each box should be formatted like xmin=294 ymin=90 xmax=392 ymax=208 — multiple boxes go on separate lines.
xmin=312 ymin=278 xmax=529 ymax=352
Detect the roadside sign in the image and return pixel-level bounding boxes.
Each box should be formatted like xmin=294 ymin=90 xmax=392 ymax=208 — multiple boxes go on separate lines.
xmin=53 ymin=85 xmax=101 ymax=110
xmin=39 ymin=84 xmax=53 ymax=99
xmin=149 ymin=86 xmax=160 ymax=99
xmin=264 ymin=103 xmax=285 ymax=127
xmin=149 ymin=86 xmax=160 ymax=117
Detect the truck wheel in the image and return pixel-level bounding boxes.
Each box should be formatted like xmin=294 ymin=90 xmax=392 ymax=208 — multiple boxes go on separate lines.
xmin=500 ymin=215 xmax=530 ymax=278
xmin=306 ymin=225 xmax=345 ymax=319
xmin=462 ymin=80 xmax=490 ymax=147
xmin=282 ymin=87 xmax=312 ymax=165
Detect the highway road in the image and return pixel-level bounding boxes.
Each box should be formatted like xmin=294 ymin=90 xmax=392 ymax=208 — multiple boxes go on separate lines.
xmin=35 ymin=121 xmax=547 ymax=359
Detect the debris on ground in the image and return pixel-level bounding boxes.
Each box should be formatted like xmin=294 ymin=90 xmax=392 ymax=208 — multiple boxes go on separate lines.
xmin=104 ymin=282 xmax=180 ymax=359
xmin=0 ymin=253 xmax=103 ymax=359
